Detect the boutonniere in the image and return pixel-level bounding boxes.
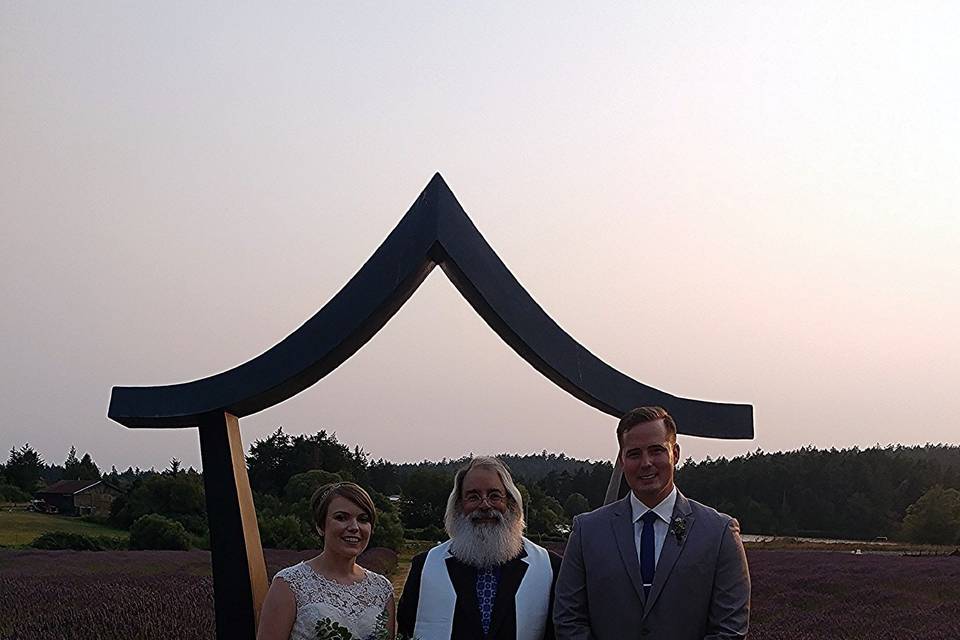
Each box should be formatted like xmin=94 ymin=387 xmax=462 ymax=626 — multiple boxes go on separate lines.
xmin=669 ymin=516 xmax=687 ymax=543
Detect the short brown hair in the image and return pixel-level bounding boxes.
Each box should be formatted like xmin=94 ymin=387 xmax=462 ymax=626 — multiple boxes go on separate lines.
xmin=617 ymin=406 xmax=677 ymax=446
xmin=310 ymin=482 xmax=377 ymax=533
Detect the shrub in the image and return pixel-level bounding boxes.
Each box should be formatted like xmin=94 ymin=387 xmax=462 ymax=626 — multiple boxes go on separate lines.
xmin=190 ymin=530 xmax=210 ymax=551
xmin=31 ymin=532 xmax=104 ymax=551
xmin=0 ymin=483 xmax=30 ymax=503
xmin=901 ymin=485 xmax=960 ymax=544
xmin=368 ymin=489 xmax=404 ymax=552
xmin=169 ymin=513 xmax=208 ymax=537
xmin=129 ymin=514 xmax=192 ymax=550
xmin=370 ymin=510 xmax=404 ymax=552
xmin=30 ymin=531 xmax=125 ymax=551
xmin=110 ymin=472 xmax=207 ymax=535
xmin=563 ymin=492 xmax=590 ymax=518
xmin=253 ymin=491 xmax=284 ymax=519
xmin=258 ymin=514 xmax=317 ymax=550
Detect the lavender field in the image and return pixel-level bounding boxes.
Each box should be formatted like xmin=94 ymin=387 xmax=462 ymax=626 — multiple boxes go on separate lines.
xmin=1 ymin=548 xmax=958 ymax=639
xmin=747 ymin=550 xmax=960 ymax=639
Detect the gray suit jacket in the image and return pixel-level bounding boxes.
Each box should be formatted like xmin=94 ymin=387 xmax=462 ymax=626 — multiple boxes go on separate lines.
xmin=554 ymin=490 xmax=750 ymax=640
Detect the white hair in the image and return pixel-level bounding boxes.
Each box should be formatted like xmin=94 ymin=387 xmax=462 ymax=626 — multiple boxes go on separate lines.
xmin=443 ymin=456 xmax=525 ymax=536
xmin=442 ymin=456 xmax=526 ymax=566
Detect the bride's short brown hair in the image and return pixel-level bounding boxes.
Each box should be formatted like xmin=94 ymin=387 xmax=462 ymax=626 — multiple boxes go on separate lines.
xmin=310 ymin=482 xmax=378 ymax=532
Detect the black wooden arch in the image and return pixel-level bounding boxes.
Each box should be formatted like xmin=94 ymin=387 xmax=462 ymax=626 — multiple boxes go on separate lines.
xmin=108 ymin=174 xmax=752 ymax=639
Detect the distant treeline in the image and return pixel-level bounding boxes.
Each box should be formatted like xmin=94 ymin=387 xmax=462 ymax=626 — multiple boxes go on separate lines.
xmin=4 ymin=437 xmax=960 ymax=546
xmin=367 ymin=451 xmax=613 ymax=511
xmin=677 ymin=445 xmax=960 ymax=541
xmin=245 ymin=429 xmax=612 ymax=547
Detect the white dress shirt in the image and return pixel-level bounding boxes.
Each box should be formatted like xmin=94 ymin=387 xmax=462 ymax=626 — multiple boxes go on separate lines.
xmin=630 ymin=486 xmax=677 ymax=570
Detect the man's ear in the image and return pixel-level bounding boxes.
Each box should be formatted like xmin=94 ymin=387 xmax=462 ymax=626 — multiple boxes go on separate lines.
xmin=672 ymin=441 xmax=680 ymax=464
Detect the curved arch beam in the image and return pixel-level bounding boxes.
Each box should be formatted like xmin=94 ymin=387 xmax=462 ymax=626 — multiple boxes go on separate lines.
xmin=109 ymin=174 xmax=752 ymax=439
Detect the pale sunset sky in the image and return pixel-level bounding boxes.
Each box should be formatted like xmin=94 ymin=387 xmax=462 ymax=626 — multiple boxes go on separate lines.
xmin=2 ymin=3 xmax=958 ymax=471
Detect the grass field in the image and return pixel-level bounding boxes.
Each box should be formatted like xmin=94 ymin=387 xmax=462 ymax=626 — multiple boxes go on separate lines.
xmin=0 ymin=509 xmax=128 ymax=547
xmin=390 ymin=539 xmax=435 ymax=596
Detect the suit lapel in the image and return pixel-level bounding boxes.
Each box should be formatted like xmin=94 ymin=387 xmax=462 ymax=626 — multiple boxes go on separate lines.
xmin=445 ymin=556 xmax=484 ymax=638
xmin=643 ymin=491 xmax=695 ymax=617
xmin=486 ymin=550 xmax=528 ymax=639
xmin=611 ymin=495 xmax=646 ymax=605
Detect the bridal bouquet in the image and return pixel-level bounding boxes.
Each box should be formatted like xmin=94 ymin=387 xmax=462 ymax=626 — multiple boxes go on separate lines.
xmin=314 ymin=618 xmax=353 ymax=640
xmin=315 ymin=610 xmax=418 ymax=640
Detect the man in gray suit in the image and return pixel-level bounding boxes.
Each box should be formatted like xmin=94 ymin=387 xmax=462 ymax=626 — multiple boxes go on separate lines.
xmin=554 ymin=406 xmax=750 ymax=639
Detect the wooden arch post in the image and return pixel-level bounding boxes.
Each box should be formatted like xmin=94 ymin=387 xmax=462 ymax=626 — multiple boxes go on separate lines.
xmin=109 ymin=174 xmax=753 ymax=639
xmin=197 ymin=412 xmax=269 ymax=636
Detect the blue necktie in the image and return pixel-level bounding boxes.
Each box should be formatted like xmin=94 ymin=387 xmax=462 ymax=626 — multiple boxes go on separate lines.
xmin=476 ymin=566 xmax=499 ymax=634
xmin=640 ymin=511 xmax=658 ymax=598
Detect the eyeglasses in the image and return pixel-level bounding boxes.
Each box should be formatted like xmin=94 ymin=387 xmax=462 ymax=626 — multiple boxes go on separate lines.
xmin=464 ymin=491 xmax=506 ymax=507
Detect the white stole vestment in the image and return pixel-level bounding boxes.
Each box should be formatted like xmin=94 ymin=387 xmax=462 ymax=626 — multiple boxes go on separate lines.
xmin=413 ymin=537 xmax=552 ymax=640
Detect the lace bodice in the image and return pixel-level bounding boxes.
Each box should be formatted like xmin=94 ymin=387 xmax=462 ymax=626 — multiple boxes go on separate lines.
xmin=274 ymin=561 xmax=393 ymax=640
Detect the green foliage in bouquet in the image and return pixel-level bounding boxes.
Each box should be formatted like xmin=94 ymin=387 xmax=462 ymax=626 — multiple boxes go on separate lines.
xmin=314 ymin=609 xmax=418 ymax=640
xmin=314 ymin=617 xmax=352 ymax=640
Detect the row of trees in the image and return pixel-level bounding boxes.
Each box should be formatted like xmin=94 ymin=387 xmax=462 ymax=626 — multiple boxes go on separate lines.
xmin=0 ymin=443 xmax=138 ymax=500
xmin=243 ymin=429 xmax=611 ymax=549
xmin=677 ymin=445 xmax=960 ymax=544
xmin=361 ymin=451 xmax=612 ymax=540
xmin=4 ymin=437 xmax=960 ymax=546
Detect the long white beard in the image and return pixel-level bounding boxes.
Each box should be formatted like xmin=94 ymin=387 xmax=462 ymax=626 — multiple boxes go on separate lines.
xmin=447 ymin=507 xmax=525 ymax=568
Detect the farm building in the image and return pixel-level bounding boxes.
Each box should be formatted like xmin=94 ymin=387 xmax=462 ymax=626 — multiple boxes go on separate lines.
xmin=33 ymin=479 xmax=123 ymax=516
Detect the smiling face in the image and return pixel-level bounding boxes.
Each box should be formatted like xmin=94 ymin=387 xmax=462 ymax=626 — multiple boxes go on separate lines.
xmin=460 ymin=466 xmax=509 ymax=523
xmin=620 ymin=418 xmax=680 ymax=508
xmin=319 ymin=495 xmax=372 ymax=558
xmin=447 ymin=463 xmax=525 ymax=567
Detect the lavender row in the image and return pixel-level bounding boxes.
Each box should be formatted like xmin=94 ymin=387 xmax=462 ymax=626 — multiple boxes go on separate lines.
xmin=1 ymin=550 xmax=958 ymax=639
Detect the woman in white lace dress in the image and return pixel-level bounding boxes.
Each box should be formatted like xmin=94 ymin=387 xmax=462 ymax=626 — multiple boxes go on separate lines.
xmin=258 ymin=482 xmax=396 ymax=640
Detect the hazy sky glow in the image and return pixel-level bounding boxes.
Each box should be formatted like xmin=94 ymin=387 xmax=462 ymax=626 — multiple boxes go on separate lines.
xmin=2 ymin=3 xmax=958 ymax=471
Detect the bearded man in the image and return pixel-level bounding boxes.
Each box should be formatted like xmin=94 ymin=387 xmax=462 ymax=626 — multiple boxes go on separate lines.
xmin=397 ymin=456 xmax=563 ymax=640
